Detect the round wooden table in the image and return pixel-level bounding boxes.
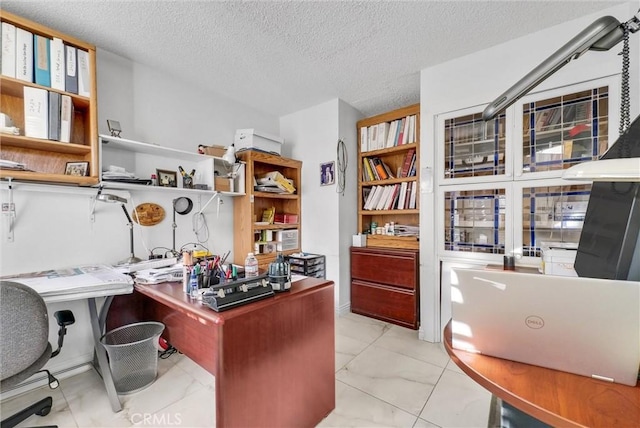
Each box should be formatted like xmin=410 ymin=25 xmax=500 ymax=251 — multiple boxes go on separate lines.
xmin=443 ymin=320 xmax=640 ymax=427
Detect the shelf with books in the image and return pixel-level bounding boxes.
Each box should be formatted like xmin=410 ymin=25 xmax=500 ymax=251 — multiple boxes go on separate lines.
xmin=357 ymin=104 xmax=420 ymax=250
xmin=0 ymin=11 xmax=98 ymax=186
xmin=521 ymin=85 xmax=610 ymax=174
xmin=234 ymin=150 xmax=302 ymax=269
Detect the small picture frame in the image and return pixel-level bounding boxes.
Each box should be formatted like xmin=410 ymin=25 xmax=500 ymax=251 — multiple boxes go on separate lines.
xmin=320 ymin=161 xmax=335 ymax=186
xmin=107 ymin=119 xmax=122 ymax=137
xmin=156 ymin=169 xmax=177 ymax=187
xmin=65 ymin=161 xmax=89 ymax=176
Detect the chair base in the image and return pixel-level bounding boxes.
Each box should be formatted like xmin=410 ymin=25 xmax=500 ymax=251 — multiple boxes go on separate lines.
xmin=0 ymin=396 xmax=56 ymax=428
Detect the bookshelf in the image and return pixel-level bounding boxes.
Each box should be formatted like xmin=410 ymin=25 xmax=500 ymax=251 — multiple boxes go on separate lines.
xmin=357 ymin=103 xmax=420 ymax=250
xmin=233 ymin=150 xmax=302 ymax=269
xmin=0 ymin=11 xmax=98 ymax=186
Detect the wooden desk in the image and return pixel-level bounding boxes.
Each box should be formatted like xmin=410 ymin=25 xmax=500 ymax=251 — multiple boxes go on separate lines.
xmin=108 ymin=277 xmax=335 ymax=428
xmin=443 ymin=321 xmax=640 ymax=428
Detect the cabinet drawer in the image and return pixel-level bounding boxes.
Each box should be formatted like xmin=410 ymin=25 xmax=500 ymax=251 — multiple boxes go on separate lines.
xmin=350 ymin=280 xmax=417 ymax=329
xmin=351 ymin=249 xmax=417 ymax=290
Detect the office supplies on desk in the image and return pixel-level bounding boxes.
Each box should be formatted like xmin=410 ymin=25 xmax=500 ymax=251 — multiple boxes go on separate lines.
xmin=451 ymin=268 xmax=640 ymax=386
xmin=202 ymin=274 xmax=274 ymax=312
xmin=114 ymin=257 xmax=178 ymax=274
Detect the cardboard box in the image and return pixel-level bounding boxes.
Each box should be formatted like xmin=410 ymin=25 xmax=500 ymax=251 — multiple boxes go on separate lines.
xmin=234 ymin=129 xmax=283 ymax=155
xmin=202 ymin=145 xmax=226 ymax=157
xmin=214 ymin=176 xmax=231 ymax=192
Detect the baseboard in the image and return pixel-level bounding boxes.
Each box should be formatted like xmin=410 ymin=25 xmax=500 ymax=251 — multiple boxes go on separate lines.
xmin=0 ymin=354 xmax=93 ymax=400
xmin=335 ymin=302 xmax=350 ymax=317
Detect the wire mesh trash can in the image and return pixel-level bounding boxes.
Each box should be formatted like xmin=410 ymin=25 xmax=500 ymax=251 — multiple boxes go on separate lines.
xmin=100 ymin=321 xmax=165 ymax=395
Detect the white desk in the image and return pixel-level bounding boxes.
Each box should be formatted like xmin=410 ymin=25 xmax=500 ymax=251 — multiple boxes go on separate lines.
xmin=2 ymin=265 xmax=133 ymax=412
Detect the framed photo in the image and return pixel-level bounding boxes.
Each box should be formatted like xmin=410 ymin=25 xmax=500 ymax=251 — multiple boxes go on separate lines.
xmin=65 ymin=161 xmax=89 ymax=176
xmin=106 ymin=119 xmax=122 ymax=137
xmin=320 ymin=161 xmax=335 ymax=186
xmin=156 ymin=169 xmax=177 ymax=187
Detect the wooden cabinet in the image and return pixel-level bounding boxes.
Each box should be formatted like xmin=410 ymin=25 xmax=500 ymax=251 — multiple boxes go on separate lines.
xmin=0 ymin=11 xmax=98 ymax=186
xmin=233 ymin=150 xmax=302 ymax=269
xmin=357 ymin=104 xmax=420 ymax=250
xmin=350 ymin=246 xmax=419 ymax=329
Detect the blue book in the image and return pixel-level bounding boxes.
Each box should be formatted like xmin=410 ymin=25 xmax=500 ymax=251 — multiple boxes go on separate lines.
xmin=34 ymin=35 xmax=50 ymax=87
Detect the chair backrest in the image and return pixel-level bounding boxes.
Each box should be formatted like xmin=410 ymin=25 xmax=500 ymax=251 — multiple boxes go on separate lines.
xmin=0 ymin=281 xmax=49 ymax=381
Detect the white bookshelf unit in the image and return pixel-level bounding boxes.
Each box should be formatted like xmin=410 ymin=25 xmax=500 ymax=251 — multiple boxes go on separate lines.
xmin=99 ymin=135 xmax=245 ymax=196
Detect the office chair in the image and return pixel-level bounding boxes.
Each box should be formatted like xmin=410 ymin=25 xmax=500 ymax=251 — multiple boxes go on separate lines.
xmin=0 ymin=281 xmax=75 ymax=428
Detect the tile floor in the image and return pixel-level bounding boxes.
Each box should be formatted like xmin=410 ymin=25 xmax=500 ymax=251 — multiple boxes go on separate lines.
xmin=1 ymin=313 xmax=492 ymax=427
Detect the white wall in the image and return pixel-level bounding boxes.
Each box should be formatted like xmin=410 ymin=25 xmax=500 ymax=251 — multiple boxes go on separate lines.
xmin=419 ymin=2 xmax=640 ymax=342
xmin=0 ymin=49 xmax=279 ymax=377
xmin=280 ymin=98 xmax=361 ymax=311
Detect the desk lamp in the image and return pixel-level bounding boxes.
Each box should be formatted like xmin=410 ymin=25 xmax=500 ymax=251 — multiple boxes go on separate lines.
xmin=172 ymin=197 xmax=193 ymax=255
xmin=96 ymin=191 xmax=142 ymax=265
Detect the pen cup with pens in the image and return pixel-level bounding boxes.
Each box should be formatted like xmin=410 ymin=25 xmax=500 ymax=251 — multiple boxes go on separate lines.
xmin=183 ymin=251 xmax=233 ymax=298
xmin=178 ymin=166 xmax=195 ymax=189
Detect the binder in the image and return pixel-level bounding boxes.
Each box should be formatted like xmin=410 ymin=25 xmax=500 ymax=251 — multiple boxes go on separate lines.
xmin=15 ymin=27 xmax=33 ymax=82
xmin=1 ymin=22 xmax=16 ymax=78
xmin=77 ymin=49 xmax=90 ymax=96
xmin=24 ymin=86 xmax=48 ymax=139
xmin=65 ymin=44 xmax=78 ymax=94
xmin=34 ymin=35 xmax=51 ymax=87
xmin=48 ymin=91 xmax=61 ymax=141
xmin=60 ymin=94 xmax=73 ymax=143
xmin=50 ymin=37 xmax=65 ymax=91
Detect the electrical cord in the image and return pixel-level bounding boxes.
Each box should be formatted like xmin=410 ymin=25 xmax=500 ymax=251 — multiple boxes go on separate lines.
xmin=336 ymin=138 xmax=348 ymax=196
xmin=192 ymin=211 xmax=210 ymax=243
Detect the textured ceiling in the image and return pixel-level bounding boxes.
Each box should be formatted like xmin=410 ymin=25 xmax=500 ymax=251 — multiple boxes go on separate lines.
xmin=1 ymin=1 xmax=623 ymax=117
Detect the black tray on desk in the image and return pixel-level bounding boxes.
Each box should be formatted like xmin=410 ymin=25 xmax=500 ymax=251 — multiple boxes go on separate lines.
xmin=202 ymin=274 xmax=274 ymax=312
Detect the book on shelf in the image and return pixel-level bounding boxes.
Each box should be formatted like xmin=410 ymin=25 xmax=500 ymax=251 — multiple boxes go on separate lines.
xmin=1 ymin=22 xmax=16 ymax=78
xmin=50 ymin=37 xmax=65 ymax=91
xmin=48 ymin=91 xmax=61 ymax=141
xmin=407 ymin=152 xmax=417 ymax=177
xmin=65 ymin=44 xmax=78 ymax=94
xmin=408 ymin=181 xmax=417 ymax=209
xmin=365 ymin=185 xmax=383 ymax=210
xmin=403 ymin=181 xmax=412 ymax=209
xmin=386 ymin=120 xmax=398 ymax=148
xmin=373 ymin=158 xmax=388 ymax=180
xmin=400 ymin=148 xmax=415 ymax=177
xmin=60 ymin=94 xmax=73 ymax=143
xmin=396 ymin=117 xmax=405 ymax=146
xmin=363 ymin=158 xmax=375 ymax=181
xmin=401 ymin=116 xmax=410 ymax=145
xmin=377 ymin=122 xmax=389 ymax=150
xmin=360 ymin=126 xmax=368 ymax=153
xmin=397 ymin=181 xmax=408 ymax=209
xmin=77 ymin=49 xmax=90 ymax=97
xmin=15 ymin=27 xmax=33 ymax=82
xmin=34 ymin=34 xmax=51 ymax=87
xmin=23 ymin=86 xmax=48 ymax=139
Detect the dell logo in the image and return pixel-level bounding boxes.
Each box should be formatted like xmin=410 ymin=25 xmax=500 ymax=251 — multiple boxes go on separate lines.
xmin=525 ymin=316 xmax=544 ymax=329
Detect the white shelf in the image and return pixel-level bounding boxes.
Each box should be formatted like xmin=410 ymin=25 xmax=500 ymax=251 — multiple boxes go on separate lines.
xmin=100 ymin=134 xmax=213 ymax=162
xmin=99 ymin=135 xmax=245 ymax=196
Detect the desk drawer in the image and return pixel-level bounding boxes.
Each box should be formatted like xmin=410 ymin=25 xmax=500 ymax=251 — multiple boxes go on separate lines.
xmin=351 ymin=248 xmax=417 ymax=290
xmin=350 ymin=280 xmax=417 ymax=329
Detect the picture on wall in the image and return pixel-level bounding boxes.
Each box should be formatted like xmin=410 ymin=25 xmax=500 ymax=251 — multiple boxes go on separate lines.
xmin=320 ymin=161 xmax=335 ymax=186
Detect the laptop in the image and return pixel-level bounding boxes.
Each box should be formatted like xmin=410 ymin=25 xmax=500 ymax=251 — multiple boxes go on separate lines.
xmin=450 ymin=268 xmax=640 ymax=386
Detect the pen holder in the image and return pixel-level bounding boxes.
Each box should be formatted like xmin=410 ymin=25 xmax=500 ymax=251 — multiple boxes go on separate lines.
xmin=200 ymin=273 xmax=220 ymax=288
xmin=182 ymin=176 xmax=194 ymax=189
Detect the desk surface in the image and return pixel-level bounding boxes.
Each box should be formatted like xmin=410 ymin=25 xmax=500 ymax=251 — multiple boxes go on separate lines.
xmin=443 ymin=320 xmax=640 ymax=428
